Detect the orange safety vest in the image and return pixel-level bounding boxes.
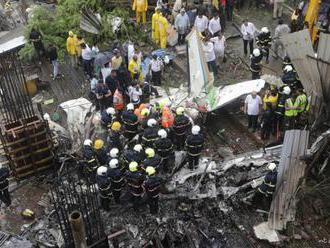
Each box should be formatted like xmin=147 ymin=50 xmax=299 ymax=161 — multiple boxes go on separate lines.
xmin=134 ymin=103 xmax=146 ymax=121
xmin=161 ymin=107 xmax=174 ymax=128
xmin=113 ymin=89 xmax=124 ymax=110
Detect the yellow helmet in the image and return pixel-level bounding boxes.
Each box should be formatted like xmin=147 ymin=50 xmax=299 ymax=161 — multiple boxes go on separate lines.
xmin=111 ymin=121 xmax=121 ymax=131
xmin=176 ymin=107 xmax=185 ymax=115
xmin=94 ymin=139 xmax=104 ymax=150
xmin=146 ymin=166 xmax=156 ymax=176
xmin=129 ymin=161 xmax=138 ymax=172
xmin=145 ymin=148 xmax=155 ymax=158
xmin=141 ymin=108 xmax=150 ymax=116
xmin=69 ymin=31 xmax=74 ymax=36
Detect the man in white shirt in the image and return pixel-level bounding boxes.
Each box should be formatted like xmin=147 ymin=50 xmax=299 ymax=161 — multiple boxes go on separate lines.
xmin=210 ymin=32 xmax=226 ymax=62
xmin=128 ymin=81 xmax=143 ymax=107
xmin=149 ymin=54 xmax=164 ymax=86
xmin=244 ymin=91 xmax=263 ymax=132
xmin=194 ymin=12 xmax=208 ymax=34
xmin=81 ymin=43 xmax=93 ymax=78
xmin=208 ymin=13 xmax=221 ymax=37
xmin=241 ymin=19 xmax=257 ymax=56
xmin=202 ymin=37 xmax=217 ymax=75
xmin=175 ymin=8 xmax=190 ymax=45
xmin=274 ymin=19 xmax=290 ymax=59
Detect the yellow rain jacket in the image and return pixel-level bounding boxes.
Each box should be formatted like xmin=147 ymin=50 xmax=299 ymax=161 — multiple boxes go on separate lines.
xmin=158 ymin=14 xmax=169 ymax=48
xmin=152 ymin=11 xmax=160 ymax=43
xmin=66 ymin=35 xmax=77 ymax=55
xmin=128 ymin=59 xmax=142 ymax=80
xmin=132 ymin=0 xmax=148 ymax=12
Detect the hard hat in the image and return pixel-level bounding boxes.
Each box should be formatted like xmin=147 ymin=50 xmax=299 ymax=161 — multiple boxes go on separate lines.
xmin=145 ymin=148 xmax=155 ymax=158
xmin=97 ymin=166 xmax=107 ymax=176
xmin=261 ymin=27 xmax=269 ymax=33
xmin=109 ymin=159 xmax=119 ymax=169
xmin=111 ymin=121 xmax=121 ymax=131
xmin=129 ymin=161 xmax=138 ymax=172
xmin=110 ymin=148 xmax=119 ymax=158
xmin=176 ymin=107 xmax=185 ymax=115
xmin=106 ymin=107 xmax=116 ymax=115
xmin=158 ymin=129 xmax=167 ymax=139
xmin=146 ymin=166 xmax=156 ymax=176
xmin=284 ymin=65 xmax=293 ymax=73
xmin=84 ymin=139 xmax=93 ymax=146
xmin=69 ymin=31 xmax=74 ymax=36
xmin=252 ymin=48 xmax=261 ymax=57
xmin=192 ymin=125 xmax=201 ymax=135
xmin=94 ymin=139 xmax=104 ymax=150
xmin=134 ymin=144 xmax=143 ymax=152
xmin=283 ymin=86 xmax=291 ymax=95
xmin=164 ymin=55 xmax=170 ymax=64
xmin=127 ymin=103 xmax=134 ymax=111
xmin=268 ymin=162 xmax=277 ymax=171
xmin=147 ymin=118 xmax=157 ymax=127
xmin=141 ymin=108 xmax=150 ymax=116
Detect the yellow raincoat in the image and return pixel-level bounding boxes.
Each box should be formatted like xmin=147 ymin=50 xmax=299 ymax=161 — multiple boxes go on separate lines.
xmin=75 ymin=37 xmax=85 ymax=57
xmin=128 ymin=59 xmax=143 ymax=81
xmin=152 ymin=10 xmax=160 ymax=44
xmin=132 ymin=0 xmax=148 ymax=24
xmin=66 ymin=34 xmax=77 ymax=55
xmin=158 ymin=14 xmax=169 ymax=49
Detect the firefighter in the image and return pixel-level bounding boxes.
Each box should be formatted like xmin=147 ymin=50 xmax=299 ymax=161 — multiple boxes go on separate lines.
xmin=154 ymin=129 xmax=174 ymax=173
xmin=185 ymin=125 xmax=204 ymax=170
xmin=282 ymin=56 xmax=295 ymax=72
xmin=284 ymin=88 xmax=297 ymax=131
xmin=96 ymin=166 xmax=112 ymax=211
xmin=94 ymin=139 xmax=108 ymax=165
xmin=107 ymin=121 xmax=124 ymax=151
xmin=274 ymin=86 xmax=291 ymax=139
xmin=140 ymin=107 xmax=151 ymax=130
xmin=122 ymin=103 xmax=139 ymax=140
xmin=142 ymin=148 xmax=162 ymax=171
xmin=144 ymin=166 xmax=162 ymax=214
xmin=121 ymin=144 xmax=145 ymax=170
xmin=281 ymin=65 xmax=299 ymax=89
xmin=256 ymin=27 xmax=272 ymax=64
xmin=82 ymin=139 xmax=98 ymax=181
xmin=107 ymin=147 xmax=120 ymax=165
xmin=0 ymin=165 xmax=11 ymax=207
xmin=101 ymin=107 xmax=116 ymax=129
xmin=107 ymin=159 xmax=125 ymax=204
xmin=250 ymin=48 xmax=263 ymax=80
xmin=294 ymin=88 xmax=309 ymax=128
xmin=173 ymin=107 xmax=192 ymax=150
xmin=125 ymin=161 xmax=145 ymax=208
xmin=142 ymin=118 xmax=160 ymax=148
xmin=251 ymin=162 xmax=277 ymax=210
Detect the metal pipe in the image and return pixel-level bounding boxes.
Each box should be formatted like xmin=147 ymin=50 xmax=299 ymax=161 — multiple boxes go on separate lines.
xmin=69 ymin=211 xmax=88 ymax=248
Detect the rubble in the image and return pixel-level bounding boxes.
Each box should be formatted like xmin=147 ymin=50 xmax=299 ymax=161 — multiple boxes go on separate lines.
xmin=253 ymin=222 xmax=280 ymax=243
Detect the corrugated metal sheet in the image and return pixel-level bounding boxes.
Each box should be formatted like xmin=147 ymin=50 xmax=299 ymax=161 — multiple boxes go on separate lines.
xmin=281 ymin=30 xmax=323 ymax=118
xmin=268 ymin=130 xmax=309 ymax=230
xmin=317 ymin=33 xmax=330 ymax=103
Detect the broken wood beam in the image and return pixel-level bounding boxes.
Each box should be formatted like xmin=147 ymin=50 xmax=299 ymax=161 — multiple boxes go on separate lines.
xmin=108 ymin=229 xmax=126 ymax=239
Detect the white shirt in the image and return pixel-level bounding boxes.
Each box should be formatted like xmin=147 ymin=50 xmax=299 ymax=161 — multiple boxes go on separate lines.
xmin=245 ymin=94 xmax=262 ymax=115
xmin=128 ymin=86 xmax=142 ymax=103
xmin=202 ymin=41 xmax=216 ymax=62
xmin=82 ymin=45 xmax=92 ymax=60
xmin=210 ymin=36 xmax=225 ymax=57
xmin=175 ymin=13 xmax=190 ymax=34
xmin=128 ymin=44 xmax=135 ymax=62
xmin=208 ymin=17 xmax=221 ymax=35
xmin=241 ymin=22 xmax=257 ymax=40
xmin=194 ymin=15 xmax=208 ymax=33
xmin=274 ymin=24 xmax=290 ymax=39
xmin=151 ymin=58 xmax=164 ymax=72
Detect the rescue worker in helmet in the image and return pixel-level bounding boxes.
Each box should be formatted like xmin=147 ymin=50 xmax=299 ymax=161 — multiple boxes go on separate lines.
xmin=250 ymin=48 xmax=263 ymax=80
xmin=107 ymin=147 xmax=120 ymax=165
xmin=96 ymin=166 xmax=112 ymax=211
xmin=107 ymin=121 xmax=124 ymax=151
xmin=121 ymin=144 xmax=145 ymax=170
xmin=101 ymin=107 xmax=116 ymax=129
xmin=142 ymin=148 xmax=162 ymax=171
xmin=82 ymin=139 xmax=98 ymax=182
xmin=154 ymin=129 xmax=174 ymax=173
xmin=140 ymin=107 xmax=151 ymax=130
xmin=107 ymin=159 xmax=125 ymax=204
xmin=0 ymin=165 xmax=11 ymax=207
xmin=185 ymin=125 xmax=204 ymax=170
xmin=281 ymin=65 xmax=299 ymax=89
xmin=173 ymin=107 xmax=192 ymax=150
xmin=284 ymin=87 xmax=297 ymax=131
xmin=94 ymin=139 xmax=108 ymax=165
xmin=294 ymin=88 xmax=309 ymax=128
xmin=251 ymin=162 xmax=278 ymax=210
xmin=142 ymin=118 xmax=160 ymax=148
xmin=144 ymin=166 xmax=162 ymax=214
xmin=274 ymin=86 xmax=291 ymax=140
xmin=282 ymin=56 xmax=295 ymax=72
xmin=122 ymin=103 xmax=139 ymax=140
xmin=256 ymin=27 xmax=272 ymax=64
xmin=125 ymin=161 xmax=145 ymax=208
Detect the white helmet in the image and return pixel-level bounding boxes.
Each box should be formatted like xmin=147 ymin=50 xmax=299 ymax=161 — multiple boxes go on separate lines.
xmin=252 ymin=48 xmax=261 ymax=57
xmin=127 ymin=103 xmax=134 ymax=111
xmin=147 ymin=118 xmax=157 ymax=127
xmin=261 ymin=27 xmax=269 ymax=33
xmin=164 ymin=55 xmax=170 ymax=64
xmin=134 ymin=144 xmax=143 ymax=152
xmin=268 ymin=162 xmax=277 ymax=171
xmin=192 ymin=125 xmax=201 ymax=135
xmin=283 ymin=86 xmax=291 ymax=95
xmin=109 ymin=159 xmax=119 ymax=169
xmin=106 ymin=107 xmax=116 ymax=115
xmin=84 ymin=139 xmax=93 ymax=146
xmin=158 ymin=129 xmax=167 ymax=139
xmin=284 ymin=65 xmax=293 ymax=73
xmin=109 ymin=148 xmax=119 ymax=158
xmin=97 ymin=166 xmax=107 ymax=176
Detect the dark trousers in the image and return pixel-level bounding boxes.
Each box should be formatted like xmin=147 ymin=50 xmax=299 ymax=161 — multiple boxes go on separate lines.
xmin=243 ymin=39 xmax=254 ymax=55
xmin=178 ymin=33 xmax=186 ymax=45
xmin=284 ymin=116 xmax=296 ymax=131
xmin=176 ymin=134 xmax=186 ymax=150
xmin=100 ymin=196 xmax=110 ymax=211
xmin=207 ymin=60 xmax=217 ymax=75
xmin=148 ymin=197 xmax=159 ymax=214
xmin=261 ymin=124 xmax=272 ymax=140
xmin=113 ymin=190 xmax=121 ymax=204
xmin=0 ymin=189 xmax=11 ymax=207
xmin=252 ymin=71 xmax=260 ymax=80
xmin=226 ymin=3 xmax=233 ymax=21
xmin=236 ymin=0 xmax=245 ymax=9
xmin=83 ymin=59 xmax=93 ymax=78
xmin=251 ymin=191 xmax=272 ymax=210
xmin=248 ymin=115 xmax=258 ymax=131
xmin=151 ymin=70 xmax=162 ymax=86
xmin=188 ymin=155 xmax=200 ymax=170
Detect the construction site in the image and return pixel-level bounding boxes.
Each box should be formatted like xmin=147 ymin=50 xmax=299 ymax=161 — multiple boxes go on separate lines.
xmin=0 ymin=0 xmax=330 ymax=247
